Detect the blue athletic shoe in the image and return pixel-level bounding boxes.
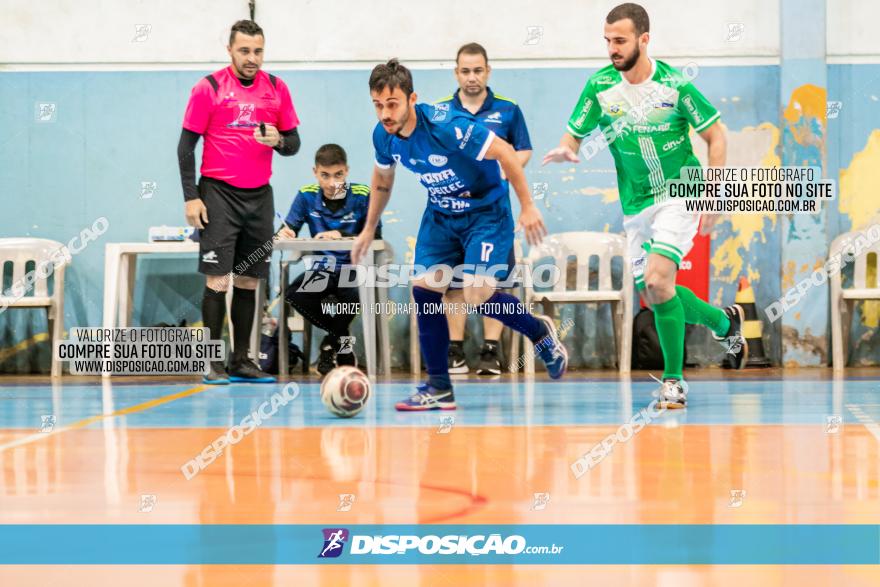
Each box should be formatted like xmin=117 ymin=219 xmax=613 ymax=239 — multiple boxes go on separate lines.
xmin=228 ymin=359 xmax=276 ymax=383
xmin=202 ymin=362 xmax=229 ymax=385
xmin=534 ymin=315 xmax=568 ymax=380
xmin=395 ymin=383 xmax=456 ymax=411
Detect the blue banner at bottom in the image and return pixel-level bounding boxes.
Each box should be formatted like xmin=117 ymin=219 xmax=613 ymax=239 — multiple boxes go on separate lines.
xmin=0 ymin=524 xmax=877 ymax=564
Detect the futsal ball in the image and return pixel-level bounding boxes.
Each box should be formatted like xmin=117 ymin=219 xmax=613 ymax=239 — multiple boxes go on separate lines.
xmin=320 ymin=366 xmax=371 ymax=418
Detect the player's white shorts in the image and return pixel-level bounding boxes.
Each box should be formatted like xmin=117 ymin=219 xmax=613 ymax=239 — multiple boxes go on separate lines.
xmin=623 ymin=200 xmax=699 ymax=291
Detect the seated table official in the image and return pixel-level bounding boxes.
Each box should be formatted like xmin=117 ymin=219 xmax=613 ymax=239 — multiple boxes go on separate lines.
xmin=277 ymin=144 xmax=382 ymax=375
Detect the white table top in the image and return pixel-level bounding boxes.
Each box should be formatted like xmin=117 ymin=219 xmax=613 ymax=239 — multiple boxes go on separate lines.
xmin=107 ymin=239 xmax=386 ymax=254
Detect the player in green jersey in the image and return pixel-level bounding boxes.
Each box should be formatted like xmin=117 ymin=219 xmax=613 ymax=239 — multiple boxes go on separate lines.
xmin=543 ymin=2 xmax=747 ymax=408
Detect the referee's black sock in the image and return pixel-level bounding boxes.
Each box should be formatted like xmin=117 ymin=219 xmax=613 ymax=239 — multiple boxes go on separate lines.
xmin=202 ymin=286 xmax=227 ymax=352
xmin=231 ymin=286 xmax=256 ymax=363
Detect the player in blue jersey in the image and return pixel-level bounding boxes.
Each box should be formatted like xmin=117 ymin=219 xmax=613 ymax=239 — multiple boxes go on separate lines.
xmin=437 ymin=42 xmax=533 ymax=376
xmin=351 ymin=59 xmax=568 ymax=411
xmin=279 ymin=144 xmax=380 ymax=374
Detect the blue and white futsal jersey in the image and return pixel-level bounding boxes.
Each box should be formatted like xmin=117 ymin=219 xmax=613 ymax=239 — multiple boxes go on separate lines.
xmin=373 ymin=103 xmax=516 ymax=281
xmin=284 ymin=182 xmax=377 ymax=269
xmin=372 ymin=103 xmax=507 ymax=215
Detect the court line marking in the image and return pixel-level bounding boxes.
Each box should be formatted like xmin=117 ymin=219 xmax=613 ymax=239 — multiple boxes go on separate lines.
xmin=846 ymin=404 xmax=880 ymax=443
xmin=0 ymin=332 xmax=50 ymax=363
xmin=0 ymin=383 xmax=211 ymax=453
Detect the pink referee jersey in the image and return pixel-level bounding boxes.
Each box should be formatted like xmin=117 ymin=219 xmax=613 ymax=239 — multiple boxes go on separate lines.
xmin=182 ymin=66 xmax=299 ymax=188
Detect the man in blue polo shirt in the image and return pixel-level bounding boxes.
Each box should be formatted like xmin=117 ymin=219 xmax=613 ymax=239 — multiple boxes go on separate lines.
xmin=279 ymin=144 xmax=380 ymax=375
xmin=436 ymin=42 xmax=533 ymax=376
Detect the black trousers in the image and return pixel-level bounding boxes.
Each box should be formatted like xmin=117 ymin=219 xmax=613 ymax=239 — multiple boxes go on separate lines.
xmin=285 ymin=270 xmax=360 ymax=339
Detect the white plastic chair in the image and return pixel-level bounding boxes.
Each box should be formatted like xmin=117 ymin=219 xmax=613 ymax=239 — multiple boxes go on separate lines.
xmin=0 ymin=238 xmax=68 ymax=377
xmin=522 ymin=231 xmax=633 ymax=374
xmin=830 ymin=228 xmax=880 ymax=370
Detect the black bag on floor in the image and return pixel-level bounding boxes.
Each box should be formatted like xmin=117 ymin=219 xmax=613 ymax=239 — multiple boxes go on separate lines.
xmin=631 ymin=308 xmax=689 ymax=370
xmin=259 ymin=328 xmax=303 ymax=374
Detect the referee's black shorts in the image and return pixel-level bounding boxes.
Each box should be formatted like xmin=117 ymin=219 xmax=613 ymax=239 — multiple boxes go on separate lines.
xmin=197 ymin=176 xmax=274 ymax=279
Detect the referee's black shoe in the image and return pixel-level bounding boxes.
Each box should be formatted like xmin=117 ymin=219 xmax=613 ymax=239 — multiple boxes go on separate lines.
xmin=229 ymin=357 xmax=276 ymax=383
xmin=203 ymin=361 xmax=230 ymax=385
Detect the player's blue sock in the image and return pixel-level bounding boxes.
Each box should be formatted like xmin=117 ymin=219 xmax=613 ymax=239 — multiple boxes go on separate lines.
xmin=477 ymin=291 xmax=547 ymax=342
xmin=412 ymin=286 xmax=452 ymax=390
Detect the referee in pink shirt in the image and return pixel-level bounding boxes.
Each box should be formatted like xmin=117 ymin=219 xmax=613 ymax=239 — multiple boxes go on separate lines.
xmin=178 ymin=20 xmax=300 ymax=384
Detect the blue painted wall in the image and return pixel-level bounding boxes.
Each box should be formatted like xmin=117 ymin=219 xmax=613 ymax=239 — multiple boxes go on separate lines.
xmin=2 ymin=63 xmax=875 ymax=371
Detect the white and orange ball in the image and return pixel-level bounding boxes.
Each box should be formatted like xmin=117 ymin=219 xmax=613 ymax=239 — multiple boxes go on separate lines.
xmin=320 ymin=366 xmax=372 ymax=418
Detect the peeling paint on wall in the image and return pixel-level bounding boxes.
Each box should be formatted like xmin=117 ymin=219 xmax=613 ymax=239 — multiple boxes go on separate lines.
xmin=781 ymin=83 xmax=828 ymax=365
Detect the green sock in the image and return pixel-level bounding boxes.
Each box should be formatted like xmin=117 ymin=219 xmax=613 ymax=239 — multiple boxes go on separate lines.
xmin=675 ymin=285 xmax=730 ymax=338
xmin=653 ymin=295 xmax=686 ymax=380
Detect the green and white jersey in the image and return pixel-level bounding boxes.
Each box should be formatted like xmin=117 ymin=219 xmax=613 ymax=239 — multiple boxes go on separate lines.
xmin=566 ymin=59 xmax=720 ymax=215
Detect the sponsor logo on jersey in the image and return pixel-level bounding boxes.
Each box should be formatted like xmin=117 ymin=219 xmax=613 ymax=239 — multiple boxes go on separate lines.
xmin=662 ymin=136 xmax=686 ymax=151
xmin=409 ymin=158 xmax=426 ymax=165
xmin=227 ymin=103 xmax=257 ymax=127
xmin=432 ymin=103 xmax=450 ymax=122
xmin=310 ymin=210 xmax=322 ymax=217
xmin=340 ymin=212 xmax=357 ymax=223
xmin=654 ymin=101 xmax=675 ymax=109
xmin=419 ymin=169 xmax=459 ymax=185
xmin=631 ymin=122 xmax=672 ymax=133
xmin=458 ymin=124 xmax=475 ymax=149
xmin=608 ymin=102 xmax=625 ymax=116
xmin=428 ymin=154 xmax=448 ymax=166
xmin=594 ymin=75 xmax=615 ymax=85
xmin=430 ymin=195 xmax=471 ymax=210
xmin=485 ymin=111 xmax=502 ymax=124
xmin=574 ymin=99 xmax=593 ymax=127
xmin=681 ymin=95 xmax=703 ymax=124
xmin=455 ymin=127 xmax=464 ymax=140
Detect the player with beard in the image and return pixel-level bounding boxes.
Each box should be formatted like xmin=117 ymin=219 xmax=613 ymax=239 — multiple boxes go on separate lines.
xmin=543 ymin=3 xmax=747 ymax=408
xmin=353 ymin=59 xmax=568 ymax=411
xmin=178 ymin=19 xmax=301 ymax=384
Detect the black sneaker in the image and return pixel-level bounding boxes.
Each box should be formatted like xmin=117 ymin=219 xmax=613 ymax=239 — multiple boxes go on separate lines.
xmin=317 ymin=339 xmax=337 ymax=376
xmin=714 ymin=304 xmax=749 ymax=370
xmin=228 ymin=357 xmax=276 ymax=383
xmin=202 ymin=361 xmax=229 ymax=385
xmin=336 ymin=348 xmax=358 ymax=368
xmin=476 ymin=342 xmax=502 ymax=375
xmin=448 ymin=343 xmax=469 ymax=374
